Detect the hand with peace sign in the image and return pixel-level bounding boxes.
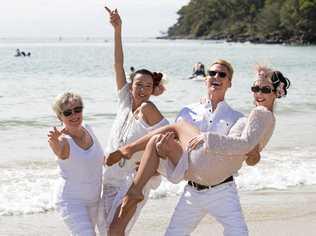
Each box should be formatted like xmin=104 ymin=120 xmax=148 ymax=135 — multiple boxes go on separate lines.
xmin=48 ymin=127 xmax=68 ymax=159
xmin=104 ymin=6 xmax=126 ymax=90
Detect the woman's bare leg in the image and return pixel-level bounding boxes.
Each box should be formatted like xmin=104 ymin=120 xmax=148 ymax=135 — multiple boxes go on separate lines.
xmin=126 ymin=120 xmax=200 ymax=197
xmin=109 ymin=120 xmax=200 ymax=232
xmin=108 ymin=134 xmax=163 ymax=235
xmin=108 ymin=202 xmax=137 ymax=236
xmin=107 ymin=123 xmax=180 ymax=166
xmin=107 ymin=120 xmax=200 ymax=166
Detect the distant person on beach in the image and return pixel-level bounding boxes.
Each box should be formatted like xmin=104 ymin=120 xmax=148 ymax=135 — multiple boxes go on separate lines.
xmin=130 ymin=66 xmax=135 ymax=74
xmin=14 ymin=49 xmax=22 ymax=57
xmin=107 ymin=63 xmax=291 ymax=235
xmin=48 ymin=92 xmax=105 ymax=236
xmin=15 ymin=49 xmax=29 ymax=57
xmin=129 ymin=66 xmax=135 ymax=79
xmin=99 ymin=7 xmax=168 ymax=236
xmin=191 ymin=62 xmax=206 ymax=77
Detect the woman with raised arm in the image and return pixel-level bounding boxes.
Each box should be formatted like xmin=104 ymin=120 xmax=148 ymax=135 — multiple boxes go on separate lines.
xmin=48 ymin=92 xmax=105 ymax=236
xmin=100 ymin=7 xmax=168 ymax=236
xmin=107 ymin=66 xmax=291 ymax=234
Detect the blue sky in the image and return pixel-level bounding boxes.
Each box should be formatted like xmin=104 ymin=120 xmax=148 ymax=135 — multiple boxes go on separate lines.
xmin=1 ymin=0 xmax=189 ymax=38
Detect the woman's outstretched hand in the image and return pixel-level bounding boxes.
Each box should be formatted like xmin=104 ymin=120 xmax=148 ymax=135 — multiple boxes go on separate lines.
xmin=106 ymin=146 xmax=132 ymax=166
xmin=48 ymin=127 xmax=65 ymax=158
xmin=48 ymin=127 xmax=62 ymax=149
xmin=187 ymin=134 xmax=205 ymax=151
xmin=105 ymin=6 xmax=121 ymax=29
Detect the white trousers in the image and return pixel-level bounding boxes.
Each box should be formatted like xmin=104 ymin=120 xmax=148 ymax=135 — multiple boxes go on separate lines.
xmin=56 ymin=201 xmax=99 ymax=236
xmin=165 ymin=182 xmax=248 ymax=236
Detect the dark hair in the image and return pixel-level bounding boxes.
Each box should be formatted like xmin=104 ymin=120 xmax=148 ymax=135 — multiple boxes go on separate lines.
xmin=271 ymin=71 xmax=291 ymax=98
xmin=130 ymin=69 xmax=162 ymax=88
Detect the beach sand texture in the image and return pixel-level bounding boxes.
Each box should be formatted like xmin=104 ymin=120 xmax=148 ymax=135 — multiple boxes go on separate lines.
xmin=1 ymin=188 xmax=316 ymax=236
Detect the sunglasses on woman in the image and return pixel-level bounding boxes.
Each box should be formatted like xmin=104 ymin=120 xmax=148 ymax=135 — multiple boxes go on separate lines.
xmin=251 ymin=86 xmax=274 ymax=94
xmin=62 ymin=106 xmax=83 ymax=117
xmin=207 ymin=70 xmax=227 ymax=78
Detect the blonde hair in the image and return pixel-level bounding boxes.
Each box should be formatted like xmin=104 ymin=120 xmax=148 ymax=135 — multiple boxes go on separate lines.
xmin=210 ymin=59 xmax=234 ymax=80
xmin=52 ymin=91 xmax=83 ymax=120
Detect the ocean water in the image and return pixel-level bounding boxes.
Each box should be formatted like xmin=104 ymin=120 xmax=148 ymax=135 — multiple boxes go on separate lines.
xmin=1 ymin=38 xmax=316 ymax=216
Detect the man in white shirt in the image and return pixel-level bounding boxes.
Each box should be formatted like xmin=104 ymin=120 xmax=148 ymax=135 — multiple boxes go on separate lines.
xmin=158 ymin=59 xmax=250 ymax=236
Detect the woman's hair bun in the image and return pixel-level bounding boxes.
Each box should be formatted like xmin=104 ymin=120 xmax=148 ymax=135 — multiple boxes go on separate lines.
xmin=271 ymin=71 xmax=291 ymax=98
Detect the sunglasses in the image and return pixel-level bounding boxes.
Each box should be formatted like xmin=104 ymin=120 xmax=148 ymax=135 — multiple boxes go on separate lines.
xmin=251 ymin=86 xmax=274 ymax=94
xmin=207 ymin=70 xmax=227 ymax=78
xmin=62 ymin=106 xmax=83 ymax=117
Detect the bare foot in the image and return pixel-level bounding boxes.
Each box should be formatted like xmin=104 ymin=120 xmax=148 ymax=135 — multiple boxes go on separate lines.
xmin=106 ymin=150 xmax=126 ymax=166
xmin=118 ymin=189 xmax=144 ymax=219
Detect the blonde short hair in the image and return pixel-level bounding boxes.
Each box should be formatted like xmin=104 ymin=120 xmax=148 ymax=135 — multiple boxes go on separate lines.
xmin=210 ymin=59 xmax=234 ymax=80
xmin=52 ymin=91 xmax=83 ymax=119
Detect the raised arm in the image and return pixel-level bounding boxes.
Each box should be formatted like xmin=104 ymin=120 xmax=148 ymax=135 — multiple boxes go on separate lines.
xmin=47 ymin=127 xmax=69 ymax=160
xmin=105 ymin=7 xmax=126 ymax=90
xmin=204 ymin=107 xmax=274 ymax=156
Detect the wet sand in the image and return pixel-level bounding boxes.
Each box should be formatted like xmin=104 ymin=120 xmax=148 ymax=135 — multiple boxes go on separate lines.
xmin=1 ymin=186 xmax=316 ymax=236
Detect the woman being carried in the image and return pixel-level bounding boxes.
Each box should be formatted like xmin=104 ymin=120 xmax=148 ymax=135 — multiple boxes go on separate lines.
xmin=107 ymin=66 xmax=291 ymax=235
xmin=100 ymin=7 xmax=168 ymax=236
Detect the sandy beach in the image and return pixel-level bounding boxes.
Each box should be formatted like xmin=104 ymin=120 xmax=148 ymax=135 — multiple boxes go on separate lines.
xmin=1 ymin=186 xmax=316 ymax=236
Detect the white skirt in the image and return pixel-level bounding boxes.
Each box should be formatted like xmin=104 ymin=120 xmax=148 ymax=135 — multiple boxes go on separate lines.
xmin=158 ymin=151 xmax=189 ymax=184
xmin=99 ymin=174 xmax=161 ymax=235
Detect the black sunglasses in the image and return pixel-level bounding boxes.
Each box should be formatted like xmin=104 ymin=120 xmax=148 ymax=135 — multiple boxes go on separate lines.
xmin=207 ymin=70 xmax=227 ymax=78
xmin=251 ymin=86 xmax=274 ymax=94
xmin=62 ymin=106 xmax=83 ymax=117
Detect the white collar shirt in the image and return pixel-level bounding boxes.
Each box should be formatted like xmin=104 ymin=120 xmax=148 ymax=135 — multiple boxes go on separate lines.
xmin=176 ymin=100 xmax=243 ymax=135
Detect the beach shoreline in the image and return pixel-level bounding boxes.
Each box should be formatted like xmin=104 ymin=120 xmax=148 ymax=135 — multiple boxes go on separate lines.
xmin=1 ymin=186 xmax=316 ymax=236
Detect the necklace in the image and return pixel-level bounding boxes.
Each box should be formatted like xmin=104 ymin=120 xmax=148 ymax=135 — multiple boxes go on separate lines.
xmin=66 ymin=128 xmax=89 ymax=148
xmin=118 ymin=110 xmax=136 ymax=167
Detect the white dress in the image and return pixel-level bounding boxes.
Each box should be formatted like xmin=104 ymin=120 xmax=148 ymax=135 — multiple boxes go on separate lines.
xmin=160 ymin=106 xmax=275 ymax=186
xmin=99 ymin=83 xmax=169 ymax=235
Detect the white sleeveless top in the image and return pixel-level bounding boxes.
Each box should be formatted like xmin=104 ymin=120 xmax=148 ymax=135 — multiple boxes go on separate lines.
xmin=104 ymin=83 xmax=169 ymax=187
xmin=55 ymin=124 xmax=104 ymax=204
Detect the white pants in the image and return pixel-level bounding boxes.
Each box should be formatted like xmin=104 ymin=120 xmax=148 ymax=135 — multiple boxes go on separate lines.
xmin=56 ymin=201 xmax=99 ymax=236
xmin=165 ymin=182 xmax=248 ymax=236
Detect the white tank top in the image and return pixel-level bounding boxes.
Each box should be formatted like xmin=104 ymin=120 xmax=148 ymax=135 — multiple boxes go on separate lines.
xmin=55 ymin=124 xmax=104 ymax=204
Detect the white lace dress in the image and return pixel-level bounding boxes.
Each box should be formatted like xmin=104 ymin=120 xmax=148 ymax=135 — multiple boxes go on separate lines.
xmin=160 ymin=106 xmax=275 ymax=186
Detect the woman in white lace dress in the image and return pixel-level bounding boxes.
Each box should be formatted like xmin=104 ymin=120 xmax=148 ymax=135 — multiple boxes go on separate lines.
xmin=106 ymin=66 xmax=291 ymax=231
xmin=99 ymin=7 xmax=169 ymax=236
